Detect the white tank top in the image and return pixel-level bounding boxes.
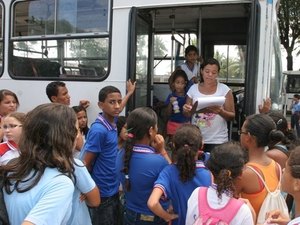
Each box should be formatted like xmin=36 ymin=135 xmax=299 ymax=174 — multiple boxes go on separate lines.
xmin=187 ymin=82 xmax=230 ymax=144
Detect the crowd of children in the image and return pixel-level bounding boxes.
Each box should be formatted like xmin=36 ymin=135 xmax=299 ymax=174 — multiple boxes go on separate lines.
xmin=1 ymin=45 xmax=300 ymax=225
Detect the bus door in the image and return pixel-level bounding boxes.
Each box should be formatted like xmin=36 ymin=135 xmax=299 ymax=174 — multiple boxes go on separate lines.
xmin=127 ymin=7 xmax=153 ymax=111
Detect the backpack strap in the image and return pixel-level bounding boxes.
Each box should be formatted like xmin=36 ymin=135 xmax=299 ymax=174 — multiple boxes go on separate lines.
xmin=247 ymin=163 xmax=282 ymax=194
xmin=198 ymin=187 xmax=244 ymax=224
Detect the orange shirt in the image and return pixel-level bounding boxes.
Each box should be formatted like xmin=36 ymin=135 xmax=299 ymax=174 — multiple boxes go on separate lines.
xmin=241 ymin=160 xmax=279 ymax=215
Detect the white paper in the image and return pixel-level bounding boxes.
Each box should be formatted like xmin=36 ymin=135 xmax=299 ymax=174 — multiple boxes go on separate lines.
xmin=193 ymin=96 xmax=225 ymax=111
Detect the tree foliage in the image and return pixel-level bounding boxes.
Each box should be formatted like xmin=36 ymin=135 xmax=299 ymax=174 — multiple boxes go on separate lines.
xmin=278 ymin=0 xmax=300 ymax=70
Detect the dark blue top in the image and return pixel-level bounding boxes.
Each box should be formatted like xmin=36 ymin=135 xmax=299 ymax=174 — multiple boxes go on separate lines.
xmin=165 ymin=93 xmax=190 ymax=123
xmin=118 ymin=144 xmax=169 ymax=215
xmin=81 ymin=113 xmax=119 ymax=197
xmin=154 ymin=161 xmax=211 ymax=225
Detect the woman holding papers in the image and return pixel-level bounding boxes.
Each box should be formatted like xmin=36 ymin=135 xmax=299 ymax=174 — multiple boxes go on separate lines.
xmin=183 ymin=58 xmax=235 ymax=152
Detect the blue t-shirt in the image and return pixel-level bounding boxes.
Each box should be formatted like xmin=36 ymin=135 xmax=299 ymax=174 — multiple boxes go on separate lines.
xmin=165 ymin=93 xmax=190 ymax=123
xmin=122 ymin=145 xmax=169 ymax=215
xmin=154 ymin=161 xmax=211 ymax=225
xmin=81 ymin=113 xmax=119 ymax=197
xmin=4 ymin=168 xmax=74 ymax=225
xmin=68 ymin=159 xmax=96 ymax=225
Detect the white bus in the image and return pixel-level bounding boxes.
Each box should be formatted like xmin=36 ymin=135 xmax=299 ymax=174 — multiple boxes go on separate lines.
xmin=0 ymin=0 xmax=283 ymax=138
xmin=282 ymin=70 xmax=300 ymax=115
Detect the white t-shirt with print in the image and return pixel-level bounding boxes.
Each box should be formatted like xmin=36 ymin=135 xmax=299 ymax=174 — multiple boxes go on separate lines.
xmin=187 ymin=82 xmax=230 ymax=144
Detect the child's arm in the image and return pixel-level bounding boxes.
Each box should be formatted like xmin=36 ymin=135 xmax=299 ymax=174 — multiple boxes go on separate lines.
xmin=147 ymin=187 xmax=178 ymax=222
xmin=152 ymin=134 xmax=171 ymax=164
xmin=264 ymin=210 xmax=290 ymax=225
xmin=82 ymin=152 xmax=97 ymax=172
xmin=258 ymin=98 xmax=271 ymax=114
xmin=120 ymin=79 xmax=136 ymax=112
xmin=79 ymin=100 xmax=90 ymax=109
xmin=81 ymin=186 xmax=100 ymax=207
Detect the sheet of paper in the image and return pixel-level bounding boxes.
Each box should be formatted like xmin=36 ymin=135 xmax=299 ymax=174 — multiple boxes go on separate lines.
xmin=193 ymin=96 xmax=226 ymax=111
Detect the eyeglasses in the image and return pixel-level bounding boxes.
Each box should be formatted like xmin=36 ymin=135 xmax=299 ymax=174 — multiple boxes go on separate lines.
xmin=1 ymin=124 xmax=22 ymax=130
xmin=238 ymin=130 xmax=248 ymax=135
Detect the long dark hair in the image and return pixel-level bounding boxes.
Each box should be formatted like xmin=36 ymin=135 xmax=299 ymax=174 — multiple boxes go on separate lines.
xmin=2 ymin=103 xmax=77 ymax=193
xmin=72 ymin=105 xmax=89 ymax=137
xmin=244 ymin=114 xmax=276 ymax=147
xmin=122 ymin=107 xmax=157 ymax=191
xmin=268 ymin=112 xmax=295 ymax=152
xmin=173 ymin=124 xmax=202 ymax=182
xmin=207 ymin=142 xmax=246 ymax=199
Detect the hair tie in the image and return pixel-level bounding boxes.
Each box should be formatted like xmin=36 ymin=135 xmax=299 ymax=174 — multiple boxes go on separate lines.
xmin=125 ymin=174 xmax=130 ymax=179
xmin=127 ymin=133 xmax=134 ymax=139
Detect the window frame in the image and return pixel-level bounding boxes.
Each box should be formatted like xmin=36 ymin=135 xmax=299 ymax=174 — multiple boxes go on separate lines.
xmin=8 ymin=0 xmax=112 ymax=81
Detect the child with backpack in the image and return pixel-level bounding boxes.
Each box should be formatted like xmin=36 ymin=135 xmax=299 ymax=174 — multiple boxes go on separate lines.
xmin=147 ymin=124 xmax=212 ymax=225
xmin=185 ymin=142 xmax=255 ymax=225
xmin=238 ymin=114 xmax=288 ymax=224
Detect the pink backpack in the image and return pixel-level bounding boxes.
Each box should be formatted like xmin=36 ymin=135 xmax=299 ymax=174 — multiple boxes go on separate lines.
xmin=193 ymin=187 xmax=244 ymax=225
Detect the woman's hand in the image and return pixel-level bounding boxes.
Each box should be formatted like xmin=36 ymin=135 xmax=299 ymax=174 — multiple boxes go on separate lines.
xmin=204 ymin=105 xmax=222 ymax=114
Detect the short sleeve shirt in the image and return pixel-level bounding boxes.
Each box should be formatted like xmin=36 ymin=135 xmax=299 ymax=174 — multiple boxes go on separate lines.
xmin=81 ymin=113 xmax=119 ymax=197
xmin=154 ymin=161 xmax=211 ymax=225
xmin=4 ymin=168 xmax=74 ymax=225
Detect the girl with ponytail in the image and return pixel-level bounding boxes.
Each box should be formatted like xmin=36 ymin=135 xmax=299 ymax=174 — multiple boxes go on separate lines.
xmin=120 ymin=107 xmax=171 ymax=225
xmin=147 ymin=124 xmax=212 ymax=225
xmin=186 ymin=142 xmax=255 ymax=225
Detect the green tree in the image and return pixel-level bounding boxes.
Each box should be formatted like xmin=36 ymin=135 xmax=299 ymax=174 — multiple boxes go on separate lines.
xmin=278 ymin=0 xmax=300 ymax=70
xmin=154 ymin=36 xmax=167 ymax=57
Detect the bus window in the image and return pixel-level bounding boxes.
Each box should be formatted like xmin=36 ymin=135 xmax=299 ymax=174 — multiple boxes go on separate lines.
xmin=214 ymin=45 xmax=246 ymax=87
xmin=0 ymin=2 xmax=3 ymax=76
xmin=153 ymin=33 xmax=197 ymax=83
xmin=286 ymin=75 xmax=300 ymax=93
xmin=10 ymin=0 xmax=110 ymax=79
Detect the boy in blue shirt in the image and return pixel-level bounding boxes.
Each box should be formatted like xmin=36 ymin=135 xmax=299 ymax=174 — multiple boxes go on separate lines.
xmin=81 ymin=81 xmax=135 ymax=225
